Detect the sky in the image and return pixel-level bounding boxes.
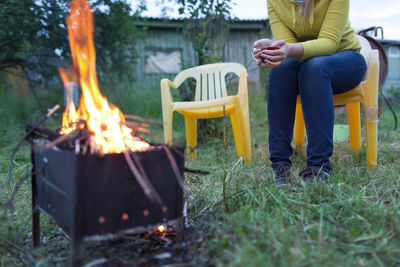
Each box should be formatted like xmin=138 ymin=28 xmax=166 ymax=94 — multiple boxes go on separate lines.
xmin=136 ymin=0 xmax=400 ymax=40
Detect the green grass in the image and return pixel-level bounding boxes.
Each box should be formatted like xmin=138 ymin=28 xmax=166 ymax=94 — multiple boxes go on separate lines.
xmin=185 ymin=95 xmax=400 ymax=266
xmin=1 ymin=83 xmax=400 ymax=266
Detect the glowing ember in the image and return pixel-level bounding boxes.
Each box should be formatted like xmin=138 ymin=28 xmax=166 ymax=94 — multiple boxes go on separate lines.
xmin=121 ymin=213 xmax=129 ymax=221
xmin=98 ymin=216 xmax=106 ymax=224
xmin=157 ymin=225 xmax=166 ymax=232
xmin=59 ymin=0 xmax=149 ymax=153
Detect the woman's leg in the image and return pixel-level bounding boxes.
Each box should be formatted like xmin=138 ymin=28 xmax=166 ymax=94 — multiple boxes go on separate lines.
xmin=268 ymin=58 xmax=302 ymax=167
xmin=298 ymin=50 xmax=367 ymax=173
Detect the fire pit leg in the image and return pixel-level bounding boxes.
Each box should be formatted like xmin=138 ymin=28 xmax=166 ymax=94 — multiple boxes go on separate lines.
xmin=70 ymin=182 xmax=85 ymax=267
xmin=176 ymin=200 xmax=187 ymax=242
xmin=176 ymin=216 xmax=185 ymax=242
xmin=32 ymin=209 xmax=41 ymax=247
xmin=31 ymin=150 xmax=41 ymax=247
xmin=70 ymin=235 xmax=83 ymax=267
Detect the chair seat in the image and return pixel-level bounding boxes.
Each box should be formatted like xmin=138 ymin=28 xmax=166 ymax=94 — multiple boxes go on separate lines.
xmin=296 ymin=83 xmax=364 ymax=105
xmin=177 ymin=103 xmax=236 ymax=118
xmin=332 ymin=84 xmax=364 ymax=105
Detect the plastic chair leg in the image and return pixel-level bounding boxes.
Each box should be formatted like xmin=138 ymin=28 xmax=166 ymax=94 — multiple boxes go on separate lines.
xmin=346 ymin=102 xmax=362 ymax=151
xmin=184 ymin=116 xmax=197 ymax=158
xmin=163 ymin=108 xmax=174 ymax=145
xmin=241 ymin=111 xmax=252 ymax=165
xmin=230 ymin=112 xmax=243 ymax=158
xmin=365 ymin=120 xmax=378 ymax=168
xmin=364 ymin=105 xmax=378 ymax=168
xmin=363 ymin=50 xmax=379 ymax=168
xmin=293 ymin=103 xmax=305 ymax=147
xmin=235 ymin=98 xmax=251 ymax=165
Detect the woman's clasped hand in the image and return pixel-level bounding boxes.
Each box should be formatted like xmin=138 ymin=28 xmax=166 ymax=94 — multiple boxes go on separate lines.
xmin=252 ymin=39 xmax=289 ymax=68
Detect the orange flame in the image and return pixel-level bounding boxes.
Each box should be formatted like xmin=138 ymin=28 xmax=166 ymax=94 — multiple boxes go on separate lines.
xmin=59 ymin=0 xmax=149 ymax=153
xmin=58 ymin=66 xmax=80 ymax=134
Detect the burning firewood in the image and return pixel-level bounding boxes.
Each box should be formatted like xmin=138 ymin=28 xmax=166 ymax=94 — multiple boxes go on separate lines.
xmin=45 ymin=130 xmax=76 ymax=150
xmin=45 ymin=121 xmax=84 ymax=150
xmin=124 ymin=114 xmax=163 ymax=126
xmin=122 ymin=121 xmax=151 ymax=135
xmin=121 ymin=120 xmax=164 ymax=143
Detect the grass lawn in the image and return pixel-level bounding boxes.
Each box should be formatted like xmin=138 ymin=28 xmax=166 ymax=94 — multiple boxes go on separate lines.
xmin=1 ymin=83 xmax=400 ymax=266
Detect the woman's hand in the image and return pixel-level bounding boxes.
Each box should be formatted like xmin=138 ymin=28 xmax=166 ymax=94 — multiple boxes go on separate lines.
xmin=257 ymin=40 xmax=289 ymax=68
xmin=253 ymin=40 xmax=304 ymax=68
xmin=252 ymin=39 xmax=273 ymax=63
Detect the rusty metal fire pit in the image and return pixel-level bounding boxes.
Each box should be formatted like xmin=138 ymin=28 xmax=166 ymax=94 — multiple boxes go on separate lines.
xmin=29 ymin=131 xmax=184 ymax=266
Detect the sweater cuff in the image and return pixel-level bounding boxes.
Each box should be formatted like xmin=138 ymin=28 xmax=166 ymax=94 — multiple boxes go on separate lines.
xmin=300 ymin=42 xmax=315 ymax=61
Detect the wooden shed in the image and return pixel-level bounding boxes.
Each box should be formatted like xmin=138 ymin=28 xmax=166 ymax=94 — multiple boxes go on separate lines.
xmin=133 ymin=18 xmax=271 ymax=91
xmin=0 ymin=59 xmax=30 ymax=97
xmin=379 ymin=39 xmax=400 ymax=91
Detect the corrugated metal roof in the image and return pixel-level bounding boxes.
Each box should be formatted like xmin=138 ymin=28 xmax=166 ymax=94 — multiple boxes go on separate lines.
xmin=139 ymin=16 xmax=268 ymax=23
xmin=134 ymin=17 xmax=269 ymax=30
xmin=378 ymin=39 xmax=400 ymax=46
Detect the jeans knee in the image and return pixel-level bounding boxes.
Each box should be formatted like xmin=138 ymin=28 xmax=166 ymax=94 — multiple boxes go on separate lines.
xmin=270 ymin=58 xmax=301 ymax=78
xmin=299 ymin=57 xmax=330 ymax=78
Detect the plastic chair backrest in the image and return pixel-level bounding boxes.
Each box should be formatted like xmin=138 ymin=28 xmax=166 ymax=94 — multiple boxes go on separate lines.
xmin=172 ymin=63 xmax=245 ymax=101
xmin=358 ymin=35 xmax=372 ymax=58
xmin=357 ymin=35 xmax=373 ymax=82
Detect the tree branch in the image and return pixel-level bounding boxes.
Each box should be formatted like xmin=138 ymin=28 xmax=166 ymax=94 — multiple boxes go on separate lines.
xmin=0 ymin=1 xmax=20 ymax=5
xmin=0 ymin=35 xmax=23 ymax=49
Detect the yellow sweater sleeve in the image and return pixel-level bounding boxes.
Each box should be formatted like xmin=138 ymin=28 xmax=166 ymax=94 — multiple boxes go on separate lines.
xmin=267 ymin=0 xmax=297 ymax=43
xmin=300 ymin=0 xmax=349 ymax=60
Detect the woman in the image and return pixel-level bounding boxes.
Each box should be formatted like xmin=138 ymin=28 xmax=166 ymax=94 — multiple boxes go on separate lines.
xmin=253 ymin=0 xmax=367 ymax=185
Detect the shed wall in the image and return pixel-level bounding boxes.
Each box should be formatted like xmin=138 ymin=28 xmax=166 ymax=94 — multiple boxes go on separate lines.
xmin=383 ymin=45 xmax=400 ymax=91
xmin=133 ymin=21 xmax=270 ymax=92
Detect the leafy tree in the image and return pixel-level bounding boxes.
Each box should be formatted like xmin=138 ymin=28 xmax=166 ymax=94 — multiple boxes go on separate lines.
xmin=93 ymin=0 xmax=145 ymax=80
xmin=175 ymin=0 xmax=234 ymax=65
xmin=0 ymin=0 xmax=145 ymax=86
xmin=157 ymin=0 xmax=234 ymax=65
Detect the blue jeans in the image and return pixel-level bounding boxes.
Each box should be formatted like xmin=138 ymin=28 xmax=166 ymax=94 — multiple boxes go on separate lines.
xmin=267 ymin=50 xmax=367 ymax=173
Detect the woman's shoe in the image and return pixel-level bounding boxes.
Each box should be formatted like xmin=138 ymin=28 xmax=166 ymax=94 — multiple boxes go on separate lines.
xmin=272 ymin=164 xmax=291 ymax=185
xmin=299 ymin=167 xmax=329 ymax=183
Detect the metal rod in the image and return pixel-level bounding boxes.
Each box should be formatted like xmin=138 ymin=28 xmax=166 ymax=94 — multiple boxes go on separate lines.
xmin=31 ymin=150 xmax=41 ymax=247
xmin=70 ymin=236 xmax=83 ymax=267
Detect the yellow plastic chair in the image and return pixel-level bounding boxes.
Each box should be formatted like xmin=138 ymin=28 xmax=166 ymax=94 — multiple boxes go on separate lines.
xmin=161 ymin=62 xmax=251 ymax=164
xmin=293 ymin=36 xmax=380 ymax=168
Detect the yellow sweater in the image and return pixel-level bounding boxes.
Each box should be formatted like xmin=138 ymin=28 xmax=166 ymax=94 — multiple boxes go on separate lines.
xmin=267 ymin=0 xmax=361 ymax=60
